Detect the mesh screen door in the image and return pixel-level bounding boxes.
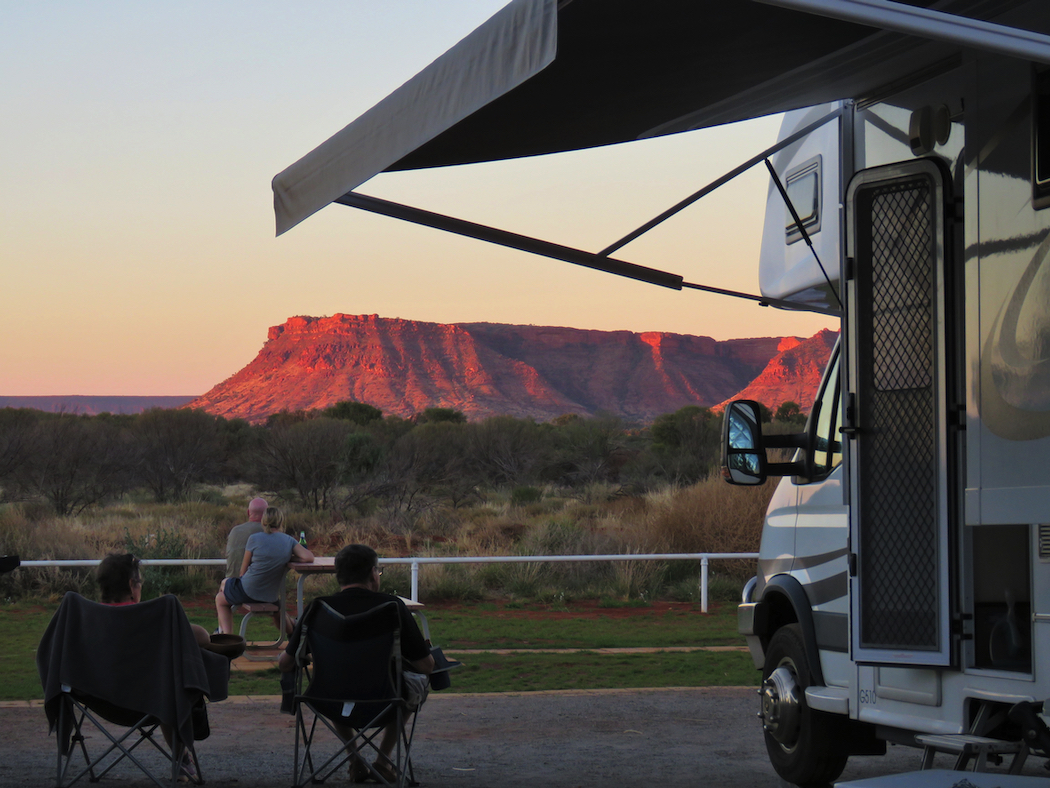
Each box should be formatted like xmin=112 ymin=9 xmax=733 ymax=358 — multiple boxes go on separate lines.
xmin=847 ymin=160 xmax=953 ymax=665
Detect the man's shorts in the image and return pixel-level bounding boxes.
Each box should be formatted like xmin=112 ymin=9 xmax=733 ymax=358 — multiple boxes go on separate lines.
xmin=403 ymin=671 xmax=430 ymax=710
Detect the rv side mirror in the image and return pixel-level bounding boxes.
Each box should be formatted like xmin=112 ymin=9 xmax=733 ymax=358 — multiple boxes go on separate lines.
xmin=721 ymin=400 xmax=767 ymax=485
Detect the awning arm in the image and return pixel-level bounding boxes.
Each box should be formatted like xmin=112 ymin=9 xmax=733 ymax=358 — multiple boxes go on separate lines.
xmin=336 ymin=192 xmax=683 ymax=289
xmin=754 ymin=0 xmax=1050 ymax=65
xmin=598 ymin=107 xmax=843 ymax=257
xmin=335 ymin=191 xmax=830 ymax=311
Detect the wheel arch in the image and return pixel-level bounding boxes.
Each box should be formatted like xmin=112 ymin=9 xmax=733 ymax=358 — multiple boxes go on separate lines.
xmin=755 ymin=574 xmax=825 ymax=687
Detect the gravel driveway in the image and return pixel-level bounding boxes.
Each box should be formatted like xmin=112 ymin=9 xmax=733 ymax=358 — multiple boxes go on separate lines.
xmin=0 ymin=687 xmax=945 ymax=787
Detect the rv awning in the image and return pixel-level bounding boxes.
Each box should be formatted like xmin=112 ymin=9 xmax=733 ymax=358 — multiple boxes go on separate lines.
xmin=274 ymin=0 xmax=1050 ymax=236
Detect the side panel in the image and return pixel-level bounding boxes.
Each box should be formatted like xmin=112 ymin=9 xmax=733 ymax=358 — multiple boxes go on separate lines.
xmin=759 ymin=102 xmax=843 ymax=311
xmin=970 ymin=57 xmax=1050 ymax=524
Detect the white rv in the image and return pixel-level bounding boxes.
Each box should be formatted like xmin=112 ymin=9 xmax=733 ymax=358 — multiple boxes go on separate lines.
xmin=273 ymin=1 xmax=1050 ymax=785
xmin=726 ymin=30 xmax=1050 ymax=788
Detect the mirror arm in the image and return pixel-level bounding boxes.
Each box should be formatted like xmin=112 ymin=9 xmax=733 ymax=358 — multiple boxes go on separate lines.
xmin=767 ymin=460 xmax=807 ymax=477
xmin=763 ymin=432 xmax=807 ymax=449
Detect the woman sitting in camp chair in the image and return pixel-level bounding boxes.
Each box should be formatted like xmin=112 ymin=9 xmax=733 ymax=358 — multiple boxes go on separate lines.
xmin=95 ymin=553 xmax=211 ymax=781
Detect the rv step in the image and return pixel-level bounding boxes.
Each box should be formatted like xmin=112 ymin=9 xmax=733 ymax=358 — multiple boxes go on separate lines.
xmin=916 ymin=733 xmax=1027 ymax=773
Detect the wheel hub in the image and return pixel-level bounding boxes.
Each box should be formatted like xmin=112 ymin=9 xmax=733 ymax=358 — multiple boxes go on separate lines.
xmin=760 ymin=664 xmax=801 ymax=746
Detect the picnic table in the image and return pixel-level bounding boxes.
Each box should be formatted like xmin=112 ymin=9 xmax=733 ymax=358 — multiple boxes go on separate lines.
xmin=288 ymin=557 xmax=429 ymax=639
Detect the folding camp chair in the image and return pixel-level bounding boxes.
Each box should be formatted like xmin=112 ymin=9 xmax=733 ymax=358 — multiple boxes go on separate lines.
xmin=37 ymin=593 xmax=229 ymax=788
xmin=291 ymin=600 xmax=423 ymax=788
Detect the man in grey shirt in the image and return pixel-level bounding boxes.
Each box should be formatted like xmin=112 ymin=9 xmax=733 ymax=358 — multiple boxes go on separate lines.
xmin=224 ymin=497 xmax=268 ymax=578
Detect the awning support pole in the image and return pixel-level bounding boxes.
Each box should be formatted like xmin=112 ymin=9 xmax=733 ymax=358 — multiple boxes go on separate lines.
xmin=335 ymin=192 xmax=684 ymax=289
xmin=598 ymin=107 xmax=843 ymax=257
xmin=335 ymin=192 xmax=834 ymax=312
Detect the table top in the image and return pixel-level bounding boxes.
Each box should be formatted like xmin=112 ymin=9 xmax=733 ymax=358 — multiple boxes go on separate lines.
xmin=287 ymin=557 xmax=422 ymax=610
xmin=289 ymin=556 xmax=335 ymax=572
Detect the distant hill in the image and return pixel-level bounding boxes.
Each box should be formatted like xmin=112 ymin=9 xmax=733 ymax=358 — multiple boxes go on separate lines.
xmin=188 ymin=314 xmax=835 ymax=424
xmin=0 ymin=396 xmax=197 ymax=415
xmin=719 ymin=329 xmax=840 ymax=411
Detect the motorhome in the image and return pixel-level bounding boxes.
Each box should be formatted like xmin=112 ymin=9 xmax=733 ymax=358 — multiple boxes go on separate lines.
xmin=723 ymin=25 xmax=1050 ymax=788
xmin=273 ymin=1 xmax=1050 ymax=785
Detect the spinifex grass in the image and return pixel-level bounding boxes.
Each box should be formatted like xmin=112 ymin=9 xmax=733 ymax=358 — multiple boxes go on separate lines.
xmin=2 ymin=597 xmax=755 ymax=700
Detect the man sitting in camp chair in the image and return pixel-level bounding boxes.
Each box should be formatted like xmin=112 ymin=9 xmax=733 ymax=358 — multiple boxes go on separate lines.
xmin=279 ymin=544 xmax=434 ymax=783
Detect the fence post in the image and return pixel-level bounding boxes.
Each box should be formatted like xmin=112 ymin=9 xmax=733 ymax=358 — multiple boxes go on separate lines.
xmin=411 ymin=560 xmax=419 ymax=602
xmin=700 ymin=556 xmax=709 ymax=613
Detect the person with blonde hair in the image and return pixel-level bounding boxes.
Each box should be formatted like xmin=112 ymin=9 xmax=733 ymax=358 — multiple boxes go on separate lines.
xmin=215 ymin=507 xmax=313 ymax=635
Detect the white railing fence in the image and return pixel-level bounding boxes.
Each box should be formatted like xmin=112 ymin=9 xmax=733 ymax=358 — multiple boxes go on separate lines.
xmin=16 ymin=552 xmax=758 ymax=613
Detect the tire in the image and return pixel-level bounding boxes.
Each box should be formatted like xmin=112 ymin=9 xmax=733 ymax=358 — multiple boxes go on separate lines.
xmin=760 ymin=624 xmax=849 ymax=787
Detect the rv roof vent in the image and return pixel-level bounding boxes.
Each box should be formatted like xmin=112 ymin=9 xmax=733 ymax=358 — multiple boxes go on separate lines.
xmin=1039 ymin=524 xmax=1050 ymax=561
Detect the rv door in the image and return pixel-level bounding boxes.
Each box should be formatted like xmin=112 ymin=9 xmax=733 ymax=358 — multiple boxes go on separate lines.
xmin=845 ymin=158 xmax=958 ymax=667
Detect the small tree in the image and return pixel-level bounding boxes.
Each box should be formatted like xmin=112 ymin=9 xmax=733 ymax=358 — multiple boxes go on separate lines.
xmin=545 ymin=414 xmax=626 ymax=486
xmin=644 ymin=405 xmax=721 ymax=485
xmin=14 ymin=415 xmax=129 ymax=515
xmin=416 ymin=407 xmax=467 ymax=425
xmin=258 ymin=418 xmax=356 ymax=510
xmin=774 ymin=401 xmax=803 ymax=423
xmin=130 ymin=408 xmax=223 ymax=502
xmin=323 ymin=400 xmax=383 ymax=425
xmin=0 ymin=408 xmax=40 ymax=496
xmin=468 ymin=416 xmax=545 ymax=487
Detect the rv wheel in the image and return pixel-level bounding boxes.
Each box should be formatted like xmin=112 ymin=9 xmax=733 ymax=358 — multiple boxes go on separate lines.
xmin=760 ymin=624 xmax=848 ymax=786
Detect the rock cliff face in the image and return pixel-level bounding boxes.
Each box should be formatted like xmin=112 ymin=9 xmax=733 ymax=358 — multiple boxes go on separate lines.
xmin=720 ymin=328 xmax=840 ymax=411
xmin=188 ymin=314 xmax=835 ymax=424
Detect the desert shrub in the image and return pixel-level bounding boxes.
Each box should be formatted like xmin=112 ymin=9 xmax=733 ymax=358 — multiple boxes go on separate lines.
xmin=421 ymin=563 xmax=485 ymax=602
xmin=609 ymin=556 xmax=667 ymax=601
xmin=0 ymin=504 xmax=98 ymax=599
xmin=510 ymin=486 xmax=542 ymax=506
xmin=195 ymin=486 xmax=230 ymax=506
xmin=644 ymin=477 xmax=770 ymax=568
xmin=377 ymin=563 xmax=413 ymax=598
xmin=123 ymin=526 xmax=214 ymax=597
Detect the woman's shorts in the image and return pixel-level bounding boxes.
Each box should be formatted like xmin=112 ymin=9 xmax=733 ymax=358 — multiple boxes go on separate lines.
xmin=222 ymin=577 xmax=264 ymax=606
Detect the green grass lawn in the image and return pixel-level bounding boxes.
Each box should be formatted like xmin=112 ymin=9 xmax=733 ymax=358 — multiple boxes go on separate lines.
xmin=4 ymin=596 xmax=760 ymax=700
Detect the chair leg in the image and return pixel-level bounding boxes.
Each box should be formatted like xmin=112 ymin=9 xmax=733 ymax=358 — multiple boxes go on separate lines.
xmin=56 ymin=695 xmax=183 ymax=788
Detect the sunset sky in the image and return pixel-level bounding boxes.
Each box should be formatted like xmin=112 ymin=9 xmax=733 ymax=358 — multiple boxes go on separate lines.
xmin=2 ymin=2 xmax=837 ymax=397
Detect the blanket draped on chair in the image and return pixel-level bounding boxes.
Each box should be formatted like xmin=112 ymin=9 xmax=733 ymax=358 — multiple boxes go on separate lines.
xmin=37 ymin=592 xmax=228 ymax=750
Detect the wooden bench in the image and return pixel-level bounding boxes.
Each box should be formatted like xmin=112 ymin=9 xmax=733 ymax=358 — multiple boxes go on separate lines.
xmin=232 ymin=575 xmax=289 ymax=659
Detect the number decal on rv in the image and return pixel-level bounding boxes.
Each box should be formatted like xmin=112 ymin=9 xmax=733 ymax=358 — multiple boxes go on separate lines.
xmin=859 ymin=690 xmax=877 ymax=705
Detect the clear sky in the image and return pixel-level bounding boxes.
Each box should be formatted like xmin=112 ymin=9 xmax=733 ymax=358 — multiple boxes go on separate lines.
xmin=2 ymin=2 xmax=837 ymax=396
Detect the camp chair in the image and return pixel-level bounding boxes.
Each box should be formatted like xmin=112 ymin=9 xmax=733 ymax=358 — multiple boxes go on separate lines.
xmin=291 ymin=600 xmax=423 ymax=787
xmin=37 ymin=592 xmax=229 ymax=788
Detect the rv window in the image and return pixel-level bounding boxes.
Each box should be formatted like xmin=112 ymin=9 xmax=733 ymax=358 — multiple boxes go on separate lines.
xmin=810 ymin=349 xmax=841 ymax=477
xmin=1034 ymin=69 xmax=1050 ymax=209
xmin=785 ymin=156 xmax=822 ymax=243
